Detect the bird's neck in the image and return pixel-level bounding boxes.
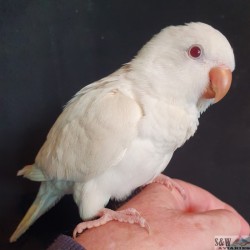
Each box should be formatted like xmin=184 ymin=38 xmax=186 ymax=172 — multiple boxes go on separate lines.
xmin=123 ymin=63 xmax=199 ymax=113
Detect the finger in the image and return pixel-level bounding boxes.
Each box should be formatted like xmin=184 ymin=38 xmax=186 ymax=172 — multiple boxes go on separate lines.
xmin=174 ymin=179 xmax=250 ymax=236
xmin=182 ymin=209 xmax=243 ymax=249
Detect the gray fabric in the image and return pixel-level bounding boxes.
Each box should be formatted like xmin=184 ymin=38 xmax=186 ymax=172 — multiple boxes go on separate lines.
xmin=47 ymin=235 xmax=85 ymax=250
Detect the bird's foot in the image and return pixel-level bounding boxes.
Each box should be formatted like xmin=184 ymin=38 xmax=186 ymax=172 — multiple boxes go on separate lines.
xmin=73 ymin=208 xmax=150 ymax=238
xmin=149 ymin=174 xmax=186 ymax=200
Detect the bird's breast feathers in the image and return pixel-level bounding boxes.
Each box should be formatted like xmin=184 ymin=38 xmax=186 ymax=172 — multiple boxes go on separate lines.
xmin=137 ymin=96 xmax=199 ymax=151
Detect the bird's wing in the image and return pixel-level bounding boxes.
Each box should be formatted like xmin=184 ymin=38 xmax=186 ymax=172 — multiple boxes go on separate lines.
xmin=35 ymin=83 xmax=143 ymax=182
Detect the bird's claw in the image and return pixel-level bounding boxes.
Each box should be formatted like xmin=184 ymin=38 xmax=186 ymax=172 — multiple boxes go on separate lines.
xmin=149 ymin=174 xmax=187 ymax=200
xmin=73 ymin=207 xmax=150 ymax=238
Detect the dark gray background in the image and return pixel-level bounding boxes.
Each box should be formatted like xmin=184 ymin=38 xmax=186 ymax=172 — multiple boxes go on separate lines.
xmin=1 ymin=0 xmax=250 ymax=249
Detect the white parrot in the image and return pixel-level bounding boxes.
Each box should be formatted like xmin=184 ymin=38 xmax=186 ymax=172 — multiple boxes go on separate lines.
xmin=10 ymin=22 xmax=234 ymax=242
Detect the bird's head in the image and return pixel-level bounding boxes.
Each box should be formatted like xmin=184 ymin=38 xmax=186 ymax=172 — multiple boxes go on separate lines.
xmin=132 ymin=22 xmax=235 ymax=113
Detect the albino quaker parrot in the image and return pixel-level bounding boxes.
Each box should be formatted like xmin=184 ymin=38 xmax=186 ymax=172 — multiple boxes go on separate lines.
xmin=10 ymin=22 xmax=234 ymax=242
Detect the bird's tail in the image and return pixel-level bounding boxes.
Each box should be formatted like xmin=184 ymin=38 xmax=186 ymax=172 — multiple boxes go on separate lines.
xmin=10 ymin=166 xmax=72 ymax=242
xmin=17 ymin=164 xmax=47 ymax=181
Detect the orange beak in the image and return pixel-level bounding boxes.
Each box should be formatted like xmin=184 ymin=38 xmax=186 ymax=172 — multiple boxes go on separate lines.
xmin=202 ymin=67 xmax=232 ymax=103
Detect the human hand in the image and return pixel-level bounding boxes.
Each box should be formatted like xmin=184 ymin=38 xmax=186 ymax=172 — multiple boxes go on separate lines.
xmin=75 ymin=179 xmax=249 ymax=250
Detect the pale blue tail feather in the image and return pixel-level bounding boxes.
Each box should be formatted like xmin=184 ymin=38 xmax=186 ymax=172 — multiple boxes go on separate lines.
xmin=10 ymin=180 xmax=73 ymax=242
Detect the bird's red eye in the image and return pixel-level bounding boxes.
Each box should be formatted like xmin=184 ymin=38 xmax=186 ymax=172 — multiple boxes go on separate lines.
xmin=188 ymin=45 xmax=202 ymax=59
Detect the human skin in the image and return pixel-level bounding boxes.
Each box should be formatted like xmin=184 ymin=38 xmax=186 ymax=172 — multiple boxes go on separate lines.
xmin=75 ymin=178 xmax=250 ymax=250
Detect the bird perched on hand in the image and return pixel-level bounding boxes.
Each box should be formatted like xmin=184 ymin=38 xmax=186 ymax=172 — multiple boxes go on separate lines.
xmin=10 ymin=22 xmax=234 ymax=242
